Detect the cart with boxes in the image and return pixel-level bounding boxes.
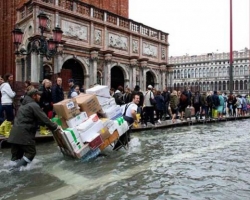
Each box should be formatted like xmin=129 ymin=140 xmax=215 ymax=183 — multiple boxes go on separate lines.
xmin=52 ymin=85 xmax=130 ymax=160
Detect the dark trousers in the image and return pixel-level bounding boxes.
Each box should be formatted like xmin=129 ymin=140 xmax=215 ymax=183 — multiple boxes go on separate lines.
xmin=0 ymin=103 xmax=4 ymax=124
xmin=2 ymin=104 xmax=14 ymax=121
xmin=155 ymin=109 xmax=163 ymax=120
xmin=11 ymin=144 xmax=36 ymax=161
xmin=144 ymin=106 xmax=155 ymax=125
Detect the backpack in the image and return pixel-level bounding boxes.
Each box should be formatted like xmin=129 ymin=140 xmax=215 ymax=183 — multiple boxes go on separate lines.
xmin=242 ymin=98 xmax=247 ymax=107
xmin=194 ymin=94 xmax=200 ymax=104
xmin=235 ymin=98 xmax=241 ymax=107
xmin=180 ymin=93 xmax=187 ymax=102
xmin=114 ymin=92 xmax=125 ymax=105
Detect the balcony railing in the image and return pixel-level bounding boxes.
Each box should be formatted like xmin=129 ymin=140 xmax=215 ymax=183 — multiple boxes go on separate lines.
xmin=18 ymin=0 xmax=168 ymax=43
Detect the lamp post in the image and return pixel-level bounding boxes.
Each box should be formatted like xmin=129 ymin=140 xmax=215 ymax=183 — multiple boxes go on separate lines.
xmin=229 ymin=0 xmax=233 ymax=94
xmin=12 ymin=12 xmax=63 ymax=86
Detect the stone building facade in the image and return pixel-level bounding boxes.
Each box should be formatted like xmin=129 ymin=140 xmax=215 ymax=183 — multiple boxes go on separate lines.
xmin=0 ymin=0 xmax=128 ymax=84
xmin=168 ymin=48 xmax=250 ymax=95
xmin=14 ymin=0 xmax=169 ymax=91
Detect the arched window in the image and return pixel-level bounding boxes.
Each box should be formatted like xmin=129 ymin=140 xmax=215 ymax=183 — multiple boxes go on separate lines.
xmin=218 ymin=81 xmax=222 ymax=90
xmin=177 ymin=70 xmax=180 ymax=79
xmin=239 ymin=65 xmax=244 ymax=75
xmin=188 ymin=69 xmax=191 ymax=78
xmin=235 ymin=80 xmax=238 ymax=90
xmin=191 ymin=69 xmax=194 ymax=78
xmin=184 ymin=69 xmax=187 ymax=78
xmin=244 ymin=65 xmax=248 ymax=75
xmin=199 ymin=68 xmax=202 ymax=78
xmin=214 ymin=67 xmax=218 ymax=77
xmin=218 ymin=67 xmax=222 ymax=77
xmin=235 ymin=66 xmax=239 ymax=76
xmin=223 ymin=67 xmax=227 ymax=76
xmin=223 ymin=81 xmax=226 ymax=90
xmin=240 ymin=80 xmax=243 ymax=90
xmin=244 ymin=80 xmax=248 ymax=90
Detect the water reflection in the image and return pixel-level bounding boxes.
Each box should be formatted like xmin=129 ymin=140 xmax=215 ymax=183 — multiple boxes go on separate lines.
xmin=1 ymin=120 xmax=250 ymax=199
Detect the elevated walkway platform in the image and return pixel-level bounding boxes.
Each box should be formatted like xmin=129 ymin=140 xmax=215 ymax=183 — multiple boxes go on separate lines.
xmin=1 ymin=115 xmax=249 ymax=148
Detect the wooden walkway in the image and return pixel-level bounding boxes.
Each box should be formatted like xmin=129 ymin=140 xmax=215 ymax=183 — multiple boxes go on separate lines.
xmin=1 ymin=115 xmax=250 ymax=147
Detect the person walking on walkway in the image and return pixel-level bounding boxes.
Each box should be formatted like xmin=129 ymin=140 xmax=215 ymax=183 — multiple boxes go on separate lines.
xmin=114 ymin=93 xmax=140 ymax=150
xmin=51 ymin=77 xmax=64 ymax=104
xmin=154 ymin=90 xmax=164 ymax=124
xmin=67 ymin=79 xmax=75 ymax=98
xmin=169 ymin=90 xmax=179 ymax=123
xmin=8 ymin=89 xmax=59 ymax=171
xmin=0 ymin=73 xmax=16 ymax=136
xmin=142 ymin=85 xmax=155 ymax=127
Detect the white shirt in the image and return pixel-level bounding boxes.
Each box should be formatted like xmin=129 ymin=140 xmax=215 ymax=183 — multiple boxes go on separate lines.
xmin=121 ymin=103 xmax=138 ymax=118
xmin=144 ymin=90 xmax=154 ymax=107
xmin=0 ymin=82 xmax=16 ymax=105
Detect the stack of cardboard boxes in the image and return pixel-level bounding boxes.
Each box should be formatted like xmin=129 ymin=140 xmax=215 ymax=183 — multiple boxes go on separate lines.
xmin=52 ymin=85 xmax=129 ymax=159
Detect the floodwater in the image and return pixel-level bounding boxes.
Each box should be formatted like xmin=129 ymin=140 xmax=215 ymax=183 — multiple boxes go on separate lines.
xmin=1 ymin=120 xmax=250 ymax=200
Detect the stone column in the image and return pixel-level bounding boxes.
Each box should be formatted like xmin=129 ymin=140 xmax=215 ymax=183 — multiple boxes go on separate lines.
xmin=130 ymin=57 xmax=138 ymax=89
xmin=15 ymin=58 xmax=22 ymax=81
xmin=31 ymin=53 xmax=39 ymax=82
xmin=103 ymin=50 xmax=114 ymax=89
xmin=84 ymin=74 xmax=90 ymax=89
xmin=139 ymin=58 xmax=148 ymax=91
xmin=160 ymin=63 xmax=166 ymax=90
xmin=167 ymin=65 xmax=174 ymax=91
xmin=90 ymin=48 xmax=100 ymax=86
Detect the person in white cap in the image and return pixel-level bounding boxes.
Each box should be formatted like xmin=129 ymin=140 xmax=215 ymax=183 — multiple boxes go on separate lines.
xmin=142 ymin=85 xmax=155 ymax=127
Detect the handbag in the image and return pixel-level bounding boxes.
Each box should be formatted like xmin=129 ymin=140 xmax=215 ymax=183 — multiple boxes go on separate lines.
xmin=149 ymin=92 xmax=156 ymax=105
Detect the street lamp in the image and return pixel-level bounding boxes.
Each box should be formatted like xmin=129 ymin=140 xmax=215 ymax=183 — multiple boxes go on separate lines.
xmin=12 ymin=12 xmax=64 ymax=86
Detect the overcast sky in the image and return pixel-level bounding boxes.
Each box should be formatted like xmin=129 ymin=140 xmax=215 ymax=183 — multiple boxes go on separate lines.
xmin=129 ymin=0 xmax=249 ymax=57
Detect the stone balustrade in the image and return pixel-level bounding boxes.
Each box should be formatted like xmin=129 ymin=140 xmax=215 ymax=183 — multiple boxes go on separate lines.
xmin=18 ymin=0 xmax=168 ymax=44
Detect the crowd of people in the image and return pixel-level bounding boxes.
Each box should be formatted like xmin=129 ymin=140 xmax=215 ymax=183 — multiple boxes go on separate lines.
xmin=1 ymin=75 xmax=250 ymax=170
xmin=110 ymin=85 xmax=250 ymax=125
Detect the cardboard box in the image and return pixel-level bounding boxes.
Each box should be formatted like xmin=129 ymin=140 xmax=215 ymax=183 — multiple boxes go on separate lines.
xmin=96 ymin=96 xmax=110 ymax=106
xmin=89 ymin=134 xmax=103 ymax=150
xmin=74 ymin=144 xmax=91 ymax=158
xmin=86 ymin=85 xmax=110 ymax=98
xmin=53 ymin=99 xmax=80 ymax=120
xmin=99 ymin=127 xmax=111 ymax=141
xmin=53 ymin=129 xmax=75 ymax=156
xmin=64 ymin=128 xmax=80 ymax=144
xmin=99 ymin=130 xmax=119 ymax=151
xmin=66 ymin=112 xmax=88 ymax=128
xmin=103 ymin=105 xmax=122 ymax=119
xmin=74 ymin=94 xmax=102 ymax=117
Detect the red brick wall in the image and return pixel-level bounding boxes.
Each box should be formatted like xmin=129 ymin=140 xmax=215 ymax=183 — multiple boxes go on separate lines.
xmin=0 ymin=0 xmax=20 ymax=79
xmin=81 ymin=0 xmax=128 ymax=18
xmin=0 ymin=0 xmax=129 ymax=82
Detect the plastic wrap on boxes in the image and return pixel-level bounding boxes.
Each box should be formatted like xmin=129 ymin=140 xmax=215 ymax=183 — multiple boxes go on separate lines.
xmin=74 ymin=144 xmax=91 ymax=158
xmin=81 ymin=148 xmax=101 ymax=162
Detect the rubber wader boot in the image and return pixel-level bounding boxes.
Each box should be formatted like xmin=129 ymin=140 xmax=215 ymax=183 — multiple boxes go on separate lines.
xmin=9 ymin=157 xmax=30 ymax=171
xmin=4 ymin=121 xmax=12 ymax=137
xmin=0 ymin=120 xmax=7 ymax=136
